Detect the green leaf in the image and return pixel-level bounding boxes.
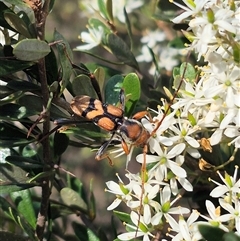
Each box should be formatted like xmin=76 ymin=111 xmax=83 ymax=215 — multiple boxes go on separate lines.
xmin=172 ymin=66 xmax=180 ymax=78
xmin=169 ymin=36 xmax=186 ymax=49
xmin=223 ymin=232 xmax=240 ymax=241
xmin=21 ymin=145 xmax=40 ymax=158
xmin=233 ymin=42 xmax=240 ymax=64
xmin=5 ymin=156 xmax=43 ymax=169
xmin=53 ymin=132 xmax=69 ymax=156
xmin=67 ymin=176 xmax=84 ymax=194
xmin=179 ymin=62 xmax=196 ymax=83
xmin=0 ymin=163 xmax=35 ymax=194
xmin=0 ymin=197 xmax=36 ymax=240
xmin=0 ymin=122 xmax=34 ymax=147
xmin=4 ymin=12 xmax=31 ymax=38
xmin=88 ymin=179 xmax=96 ymax=221
xmin=72 ymin=222 xmax=100 ymax=241
xmin=106 ymin=33 xmax=139 ymax=69
xmin=106 ymin=0 xmax=113 ymax=22
xmin=49 ymin=0 xmax=56 ymax=13
xmin=88 ymin=18 xmax=111 ymax=35
xmin=0 ymin=184 xmax=35 ymax=193
xmin=104 ymin=74 xmax=124 ymax=105
xmin=124 ymin=7 xmax=133 ymax=50
xmin=6 ymin=79 xmax=41 ymax=92
xmin=60 ymin=187 xmax=88 ymax=213
xmin=198 ymin=225 xmax=225 ymax=241
xmin=17 ymin=95 xmax=44 ymax=113
xmin=10 ymin=189 xmax=36 ymax=228
xmin=94 ymin=67 xmax=106 ymax=97
xmin=0 ymin=85 xmax=15 ymax=99
xmin=18 ymin=95 xmax=71 ymax=119
xmin=122 ymin=73 xmax=141 ymax=116
xmin=1 ymin=0 xmax=29 ymax=7
xmin=28 ymin=171 xmax=54 ymax=183
xmin=13 ymin=39 xmax=51 ymax=61
xmin=98 ymin=0 xmax=109 ymax=19
xmin=0 ymin=103 xmax=37 ymax=120
xmin=72 ymin=74 xmax=98 ymax=98
xmin=113 ymin=211 xmax=131 ymax=223
xmin=187 ymin=112 xmax=197 ymax=126
xmin=173 ymin=62 xmax=197 ymax=91
xmin=54 ymin=29 xmax=73 ymax=95
xmin=45 ymin=47 xmax=59 ymax=85
xmin=0 ymin=59 xmax=34 ymax=76
xmin=0 ymin=2 xmax=19 ymax=31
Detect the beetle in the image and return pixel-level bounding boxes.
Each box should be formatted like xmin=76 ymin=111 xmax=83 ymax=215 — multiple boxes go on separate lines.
xmin=70 ymin=89 xmax=150 ymax=162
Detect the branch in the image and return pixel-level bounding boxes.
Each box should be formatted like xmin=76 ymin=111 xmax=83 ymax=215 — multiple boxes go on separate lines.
xmin=29 ymin=1 xmax=51 ymax=240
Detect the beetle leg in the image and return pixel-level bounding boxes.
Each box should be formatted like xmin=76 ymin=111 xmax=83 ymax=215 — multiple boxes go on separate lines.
xmin=121 ymin=138 xmax=131 ymax=155
xmin=95 ymin=133 xmax=117 ymax=165
xmin=119 ymin=88 xmax=126 ymax=112
xmin=132 ymin=110 xmax=156 ymax=124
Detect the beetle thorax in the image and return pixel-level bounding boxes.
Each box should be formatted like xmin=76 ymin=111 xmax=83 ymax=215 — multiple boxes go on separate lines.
xmin=118 ymin=119 xmax=150 ymax=146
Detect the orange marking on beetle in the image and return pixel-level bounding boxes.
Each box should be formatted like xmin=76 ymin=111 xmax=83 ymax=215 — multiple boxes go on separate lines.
xmin=97 ymin=117 xmax=116 ymax=131
xmin=106 ymin=105 xmax=123 ymax=117
xmin=71 ymin=96 xmax=105 ymax=119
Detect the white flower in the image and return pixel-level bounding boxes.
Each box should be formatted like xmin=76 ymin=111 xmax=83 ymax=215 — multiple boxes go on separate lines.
xmin=168 ymin=210 xmax=201 ymax=241
xmin=171 ymin=77 xmax=213 ymax=117
xmin=151 ymin=186 xmax=190 ymax=226
xmin=171 ymin=0 xmax=210 ymax=24
xmin=105 ymin=174 xmax=133 ymax=210
xmin=112 ymin=0 xmax=144 ymax=23
xmin=204 ymin=66 xmax=240 ymax=109
xmin=141 ymin=106 xmax=176 ymax=155
xmin=140 ymin=30 xmax=165 ymax=48
xmin=137 ymin=143 xmax=187 ymax=181
xmin=225 ymin=126 xmax=240 ymax=148
xmin=79 ymin=0 xmax=144 ymax=23
xmin=117 ymin=211 xmax=155 ymax=241
xmin=123 ymin=170 xmax=168 ymax=225
xmin=136 ymin=45 xmax=153 ymax=62
xmin=209 ymin=128 xmax=224 ymax=146
xmin=199 ymin=200 xmax=230 ymax=232
xmin=128 ymin=183 xmax=160 ymax=224
xmin=169 ymin=119 xmax=200 ymax=148
xmin=76 ymin=26 xmax=104 ymax=50
xmin=210 ymin=166 xmax=240 ymax=198
xmin=219 ymin=198 xmax=240 ymax=233
xmin=158 ymin=47 xmax=181 ymax=71
xmin=169 ymin=155 xmax=193 ymax=195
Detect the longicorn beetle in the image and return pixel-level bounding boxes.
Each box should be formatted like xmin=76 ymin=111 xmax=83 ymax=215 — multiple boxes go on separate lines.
xmin=70 ymin=89 xmax=150 ymax=163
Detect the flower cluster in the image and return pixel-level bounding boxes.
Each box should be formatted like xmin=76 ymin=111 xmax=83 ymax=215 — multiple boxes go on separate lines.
xmin=77 ymin=0 xmax=240 ymax=240
xmin=104 ymin=0 xmax=240 ymax=240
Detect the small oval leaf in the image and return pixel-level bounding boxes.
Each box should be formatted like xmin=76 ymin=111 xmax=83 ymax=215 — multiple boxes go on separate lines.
xmin=60 ymin=187 xmax=88 ymax=212
xmin=106 ymin=33 xmax=139 ymax=69
xmin=0 ymin=60 xmax=34 ymax=76
xmin=10 ymin=189 xmax=36 ymax=228
xmin=0 ymin=103 xmax=37 ymax=120
xmin=104 ymin=74 xmax=124 ymax=104
xmin=53 ymin=132 xmax=69 ymax=156
xmin=72 ymin=74 xmax=98 ymax=98
xmin=13 ymin=39 xmax=50 ymax=61
xmin=122 ymin=73 xmax=141 ymax=116
xmin=4 ymin=12 xmax=31 ymax=38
